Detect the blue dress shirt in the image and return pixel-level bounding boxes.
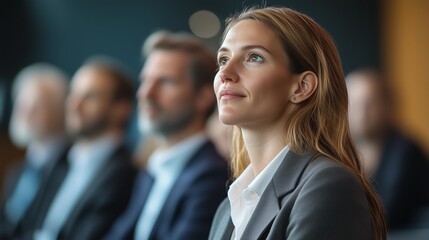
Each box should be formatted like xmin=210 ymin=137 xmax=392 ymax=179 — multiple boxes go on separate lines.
xmin=4 ymin=139 xmax=66 ymax=224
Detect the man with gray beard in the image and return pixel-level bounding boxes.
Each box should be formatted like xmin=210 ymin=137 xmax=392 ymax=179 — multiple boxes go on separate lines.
xmin=104 ymin=31 xmax=228 ymax=240
xmin=0 ymin=63 xmax=70 ymax=239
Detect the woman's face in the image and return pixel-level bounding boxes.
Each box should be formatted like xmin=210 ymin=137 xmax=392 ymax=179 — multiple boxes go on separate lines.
xmin=214 ymin=19 xmax=296 ymax=129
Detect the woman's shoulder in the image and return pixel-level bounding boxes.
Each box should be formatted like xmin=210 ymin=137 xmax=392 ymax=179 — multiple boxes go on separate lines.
xmin=281 ymin=154 xmax=373 ymax=240
xmin=303 ymin=154 xmax=362 ymax=188
xmin=273 ymin=150 xmax=366 ymax=202
xmin=291 ymin=153 xmax=369 ymax=208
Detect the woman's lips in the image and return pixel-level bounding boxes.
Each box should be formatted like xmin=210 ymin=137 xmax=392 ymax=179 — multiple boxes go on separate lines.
xmin=219 ymin=89 xmax=246 ymax=100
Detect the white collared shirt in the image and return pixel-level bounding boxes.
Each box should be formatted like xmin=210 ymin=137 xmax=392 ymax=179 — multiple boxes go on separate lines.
xmin=26 ymin=137 xmax=68 ymax=170
xmin=34 ymin=136 xmax=119 ymax=240
xmin=228 ymin=145 xmax=290 ymax=240
xmin=134 ymin=132 xmax=207 ymax=240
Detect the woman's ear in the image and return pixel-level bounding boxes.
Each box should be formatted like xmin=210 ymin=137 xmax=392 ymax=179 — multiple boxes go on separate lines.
xmin=290 ymin=71 xmax=318 ymax=103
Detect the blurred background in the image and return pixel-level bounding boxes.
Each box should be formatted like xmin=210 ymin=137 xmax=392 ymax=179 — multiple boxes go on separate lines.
xmin=1 ymin=0 xmax=429 ymax=238
xmin=0 ymin=0 xmax=428 ymax=215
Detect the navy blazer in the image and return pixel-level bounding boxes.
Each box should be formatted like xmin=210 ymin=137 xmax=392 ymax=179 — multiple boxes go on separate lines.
xmin=372 ymin=129 xmax=429 ymax=230
xmin=15 ymin=144 xmax=137 ymax=240
xmin=209 ymin=150 xmax=374 ymax=240
xmin=104 ymin=140 xmax=229 ymax=240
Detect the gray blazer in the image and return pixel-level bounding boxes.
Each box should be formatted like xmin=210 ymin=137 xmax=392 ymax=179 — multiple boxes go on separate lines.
xmin=209 ymin=150 xmax=374 ymax=240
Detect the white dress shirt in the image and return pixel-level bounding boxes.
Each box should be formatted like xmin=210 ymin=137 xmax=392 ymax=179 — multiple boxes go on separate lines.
xmin=26 ymin=138 xmax=67 ymax=169
xmin=228 ymin=145 xmax=290 ymax=240
xmin=34 ymin=136 xmax=119 ymax=240
xmin=134 ymin=132 xmax=207 ymax=240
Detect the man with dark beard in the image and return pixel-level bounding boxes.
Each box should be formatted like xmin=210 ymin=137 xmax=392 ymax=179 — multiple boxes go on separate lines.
xmin=104 ymin=31 xmax=228 ymax=240
xmin=23 ymin=57 xmax=136 ymax=240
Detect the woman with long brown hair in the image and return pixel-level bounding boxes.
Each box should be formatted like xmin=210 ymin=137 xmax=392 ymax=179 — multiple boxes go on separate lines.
xmin=209 ymin=7 xmax=386 ymax=240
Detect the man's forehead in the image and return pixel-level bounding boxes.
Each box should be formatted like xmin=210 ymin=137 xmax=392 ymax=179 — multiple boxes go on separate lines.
xmin=145 ymin=49 xmax=191 ymax=66
xmin=141 ymin=50 xmax=192 ymax=77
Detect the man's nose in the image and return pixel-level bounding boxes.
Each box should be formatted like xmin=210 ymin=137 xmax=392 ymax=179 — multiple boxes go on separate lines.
xmin=137 ymin=82 xmax=156 ymax=100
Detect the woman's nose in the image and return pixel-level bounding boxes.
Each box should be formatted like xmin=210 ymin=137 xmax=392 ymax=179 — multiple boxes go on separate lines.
xmin=218 ymin=61 xmax=239 ymax=83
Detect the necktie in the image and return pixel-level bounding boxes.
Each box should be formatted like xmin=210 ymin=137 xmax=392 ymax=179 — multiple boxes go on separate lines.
xmin=5 ymin=164 xmax=41 ymax=224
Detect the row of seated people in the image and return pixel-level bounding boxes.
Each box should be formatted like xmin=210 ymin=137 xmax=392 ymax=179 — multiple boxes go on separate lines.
xmin=1 ymin=30 xmax=429 ymax=240
xmin=0 ymin=31 xmax=228 ymax=240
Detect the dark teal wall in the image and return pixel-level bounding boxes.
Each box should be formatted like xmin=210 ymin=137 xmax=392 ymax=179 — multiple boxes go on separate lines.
xmin=0 ymin=0 xmax=380 ymax=129
xmin=2 ymin=0 xmax=380 ymax=78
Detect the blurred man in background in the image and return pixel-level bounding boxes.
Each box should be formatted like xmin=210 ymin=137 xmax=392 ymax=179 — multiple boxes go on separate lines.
xmin=16 ymin=57 xmax=137 ymax=240
xmin=347 ymin=69 xmax=429 ymax=232
xmin=104 ymin=31 xmax=228 ymax=240
xmin=0 ymin=63 xmax=70 ymax=239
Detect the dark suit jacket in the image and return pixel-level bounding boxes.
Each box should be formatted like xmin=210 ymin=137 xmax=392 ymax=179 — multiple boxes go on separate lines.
xmin=0 ymin=144 xmax=70 ymax=239
xmin=104 ymin=140 xmax=229 ymax=240
xmin=372 ymin=129 xmax=429 ymax=230
xmin=209 ymin=150 xmax=374 ymax=240
xmin=15 ymin=144 xmax=137 ymax=240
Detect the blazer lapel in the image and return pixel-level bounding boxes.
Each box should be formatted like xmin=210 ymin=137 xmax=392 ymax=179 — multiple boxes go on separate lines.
xmin=240 ymin=150 xmax=317 ymax=239
xmin=148 ymin=142 xmax=212 ymax=238
xmin=213 ymin=199 xmax=235 ymax=240
xmin=273 ymin=150 xmax=317 ymax=197
xmin=61 ymin=145 xmax=123 ymax=232
xmin=240 ymin=182 xmax=280 ymax=239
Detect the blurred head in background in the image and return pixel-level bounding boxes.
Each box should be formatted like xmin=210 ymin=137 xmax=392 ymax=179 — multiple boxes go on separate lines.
xmin=66 ymin=56 xmax=134 ymax=142
xmin=137 ymin=31 xmax=217 ymax=146
xmin=346 ymin=69 xmax=393 ymax=143
xmin=9 ymin=63 xmax=69 ymax=148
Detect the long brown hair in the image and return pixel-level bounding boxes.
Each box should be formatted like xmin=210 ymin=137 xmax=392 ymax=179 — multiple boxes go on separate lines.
xmin=224 ymin=7 xmax=386 ymax=239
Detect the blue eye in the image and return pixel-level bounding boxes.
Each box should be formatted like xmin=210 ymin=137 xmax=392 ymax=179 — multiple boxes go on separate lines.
xmin=160 ymin=77 xmax=177 ymax=86
xmin=248 ymin=54 xmax=264 ymax=62
xmin=218 ymin=57 xmax=228 ymax=66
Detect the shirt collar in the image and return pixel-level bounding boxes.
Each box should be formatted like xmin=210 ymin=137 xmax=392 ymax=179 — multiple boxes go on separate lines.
xmin=68 ymin=135 xmax=120 ymax=168
xmin=229 ymin=145 xmax=290 ymax=200
xmin=147 ymin=132 xmax=207 ymax=177
xmin=248 ymin=145 xmax=290 ymax=196
xmin=26 ymin=137 xmax=68 ymax=170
